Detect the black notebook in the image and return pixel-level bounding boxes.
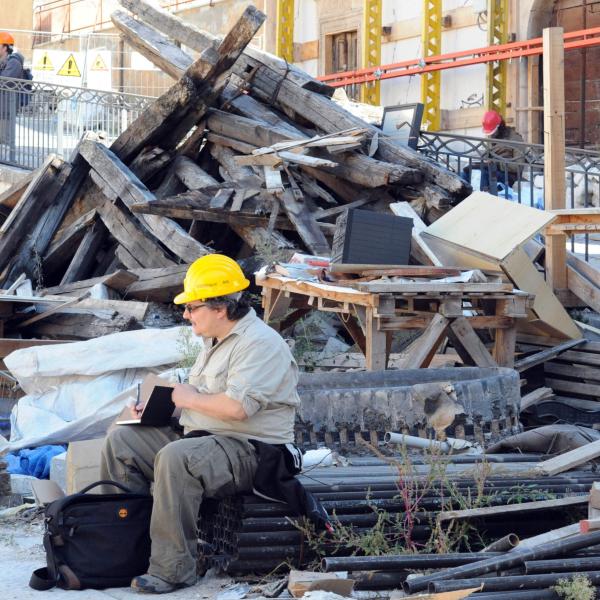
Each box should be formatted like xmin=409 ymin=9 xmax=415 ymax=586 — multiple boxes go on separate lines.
xmin=116 ymin=374 xmax=175 ymax=426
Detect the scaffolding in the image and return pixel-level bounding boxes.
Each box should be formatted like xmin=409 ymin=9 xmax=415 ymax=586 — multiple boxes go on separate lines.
xmin=361 ymin=0 xmax=382 ymax=106
xmin=486 ymin=0 xmax=509 ymax=114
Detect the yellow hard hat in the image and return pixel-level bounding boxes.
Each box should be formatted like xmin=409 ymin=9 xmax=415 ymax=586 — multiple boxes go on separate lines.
xmin=173 ymin=254 xmax=250 ymax=304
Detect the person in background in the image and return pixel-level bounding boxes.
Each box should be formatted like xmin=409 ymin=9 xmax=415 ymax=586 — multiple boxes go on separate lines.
xmin=0 ymin=32 xmax=25 ymax=146
xmin=479 ymin=110 xmax=524 ymax=192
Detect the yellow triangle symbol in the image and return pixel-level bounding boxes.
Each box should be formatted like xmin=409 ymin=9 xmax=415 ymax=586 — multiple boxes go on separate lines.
xmin=57 ymin=53 xmax=81 ymax=77
xmin=91 ymin=53 xmax=108 ymax=71
xmin=35 ymin=51 xmax=54 ymax=71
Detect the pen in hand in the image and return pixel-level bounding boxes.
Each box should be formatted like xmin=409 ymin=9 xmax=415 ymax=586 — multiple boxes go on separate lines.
xmin=129 ymin=383 xmax=143 ymax=419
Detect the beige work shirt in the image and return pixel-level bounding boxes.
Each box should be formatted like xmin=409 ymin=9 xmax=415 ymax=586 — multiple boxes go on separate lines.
xmin=180 ymin=308 xmax=300 ymax=444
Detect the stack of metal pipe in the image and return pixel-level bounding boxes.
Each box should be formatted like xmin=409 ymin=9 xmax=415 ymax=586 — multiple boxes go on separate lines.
xmin=195 ymin=462 xmax=598 ymax=581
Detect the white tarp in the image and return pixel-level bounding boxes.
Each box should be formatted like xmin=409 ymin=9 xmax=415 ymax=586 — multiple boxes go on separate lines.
xmin=1 ymin=327 xmax=201 ymax=452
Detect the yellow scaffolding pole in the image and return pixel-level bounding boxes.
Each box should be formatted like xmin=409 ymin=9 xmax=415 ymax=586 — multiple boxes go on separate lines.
xmin=421 ymin=0 xmax=442 ymax=131
xmin=486 ymin=0 xmax=509 ymax=114
xmin=275 ymin=0 xmax=294 ymax=63
xmin=361 ymin=0 xmax=382 ymax=105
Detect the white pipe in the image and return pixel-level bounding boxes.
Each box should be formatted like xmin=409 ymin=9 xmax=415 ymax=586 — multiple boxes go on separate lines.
xmin=384 ymin=432 xmax=452 ymax=452
xmin=384 ymin=432 xmax=479 ymax=454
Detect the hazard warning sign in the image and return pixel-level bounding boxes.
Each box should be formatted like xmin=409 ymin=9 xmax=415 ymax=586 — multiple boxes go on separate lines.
xmin=57 ymin=54 xmax=81 ymax=77
xmin=34 ymin=51 xmax=54 ymax=71
xmin=91 ymin=53 xmax=108 ymax=71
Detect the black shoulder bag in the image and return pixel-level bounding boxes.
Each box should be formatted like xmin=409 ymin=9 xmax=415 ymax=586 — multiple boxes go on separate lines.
xmin=29 ymin=480 xmax=152 ymax=591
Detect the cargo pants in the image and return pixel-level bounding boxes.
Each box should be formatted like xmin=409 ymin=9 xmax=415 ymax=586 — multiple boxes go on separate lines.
xmin=100 ymin=426 xmax=258 ymax=585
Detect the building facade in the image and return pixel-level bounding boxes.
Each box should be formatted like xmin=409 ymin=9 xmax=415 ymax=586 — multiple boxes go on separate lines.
xmin=15 ymin=0 xmax=600 ymax=147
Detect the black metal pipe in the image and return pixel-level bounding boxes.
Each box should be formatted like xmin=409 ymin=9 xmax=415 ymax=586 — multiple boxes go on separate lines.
xmin=322 ymin=553 xmax=502 ymax=572
xmin=308 ymin=485 xmax=592 ymax=502
xmin=351 ymin=570 xmax=408 ymax=590
xmin=239 ymin=514 xmax=432 ymax=532
xmin=403 ymin=529 xmax=600 ymax=594
xmin=240 ymin=492 xmax=588 ymax=517
xmin=236 ymin=526 xmax=431 ymax=547
xmin=430 ymin=571 xmax=600 ymax=593
xmin=464 ymin=591 xmax=560 ymax=600
xmin=525 ymin=556 xmax=600 ymax=574
xmin=483 ymin=533 xmax=520 ymax=552
xmin=236 ymin=545 xmax=309 ymax=560
xmin=300 ymin=479 xmax=599 ymax=495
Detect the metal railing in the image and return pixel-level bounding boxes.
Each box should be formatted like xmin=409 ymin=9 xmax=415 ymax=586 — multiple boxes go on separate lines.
xmin=0 ymin=75 xmax=152 ymax=169
xmin=417 ymin=131 xmax=600 ymax=261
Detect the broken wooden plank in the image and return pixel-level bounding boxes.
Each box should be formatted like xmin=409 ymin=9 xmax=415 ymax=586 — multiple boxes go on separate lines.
xmin=43 ymin=208 xmax=97 ymax=274
xmin=398 ymin=314 xmax=449 ymax=369
xmin=60 ymin=220 xmax=108 ymax=285
xmin=446 ymin=316 xmax=498 ymax=368
xmin=21 ymin=312 xmax=141 ymax=340
xmin=110 ymin=6 xmax=265 ymax=162
xmin=41 ymin=270 xmax=139 ymax=296
xmin=130 ymin=192 xmax=292 ymax=229
xmin=567 ymin=264 xmax=600 ymax=313
xmin=514 ymin=338 xmax=587 ymax=372
xmin=278 ymin=189 xmax=330 ymax=256
xmin=536 ymin=439 xmax=600 ymax=476
xmin=438 ymin=495 xmax=587 ymax=522
xmin=128 ymin=146 xmax=173 ymax=184
xmin=16 ymin=291 xmax=92 ymax=328
xmin=3 ymin=152 xmax=90 ymax=286
xmin=121 ymin=0 xmax=463 ymax=194
xmin=390 ymin=201 xmax=443 ymax=267
xmin=0 ymin=156 xmax=65 ymax=274
xmin=111 ymin=10 xmax=193 ymax=79
xmin=206 ymin=110 xmax=420 ymax=188
xmin=96 ymin=198 xmax=175 ymax=269
xmin=80 ymin=140 xmax=210 ymax=261
xmin=0 ymin=170 xmax=34 ymax=210
xmin=330 ymin=265 xmax=461 ymax=277
xmin=125 ymin=264 xmax=189 ymax=302
xmin=355 ymin=282 xmax=513 ymax=294
xmin=119 ymin=0 xmax=218 ymax=56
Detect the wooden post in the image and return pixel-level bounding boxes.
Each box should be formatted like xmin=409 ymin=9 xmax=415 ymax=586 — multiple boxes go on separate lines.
xmin=543 ymin=27 xmax=567 ymax=292
xmin=493 ymin=298 xmax=517 ymax=368
xmin=365 ymin=306 xmax=387 ymax=370
xmin=398 ymin=314 xmax=449 ymax=369
xmin=527 ymin=55 xmax=541 ymax=143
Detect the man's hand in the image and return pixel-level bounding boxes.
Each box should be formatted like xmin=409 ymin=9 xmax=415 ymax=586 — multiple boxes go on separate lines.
xmin=172 ymin=383 xmax=199 ymax=410
xmin=129 ymin=403 xmax=145 ymax=419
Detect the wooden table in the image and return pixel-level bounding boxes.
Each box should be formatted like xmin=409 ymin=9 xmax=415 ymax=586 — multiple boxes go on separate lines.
xmin=257 ymin=272 xmax=533 ymax=370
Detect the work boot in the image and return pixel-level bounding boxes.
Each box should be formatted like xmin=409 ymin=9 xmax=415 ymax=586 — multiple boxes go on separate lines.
xmin=131 ymin=574 xmax=180 ymax=594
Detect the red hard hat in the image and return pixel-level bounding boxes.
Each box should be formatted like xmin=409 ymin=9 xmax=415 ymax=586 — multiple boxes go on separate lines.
xmin=482 ymin=110 xmax=503 ymax=135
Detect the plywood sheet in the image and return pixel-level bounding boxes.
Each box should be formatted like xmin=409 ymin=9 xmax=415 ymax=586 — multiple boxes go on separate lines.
xmin=424 ymin=192 xmax=555 ymax=261
xmin=501 ymin=247 xmax=581 ymax=340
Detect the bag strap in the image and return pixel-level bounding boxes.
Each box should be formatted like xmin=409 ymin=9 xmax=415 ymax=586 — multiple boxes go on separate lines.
xmin=29 ymin=567 xmax=58 ymax=591
xmin=78 ymin=480 xmax=133 ymax=494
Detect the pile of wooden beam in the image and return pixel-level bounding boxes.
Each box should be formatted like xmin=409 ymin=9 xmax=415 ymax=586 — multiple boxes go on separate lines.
xmin=0 ymin=0 xmax=471 ymax=347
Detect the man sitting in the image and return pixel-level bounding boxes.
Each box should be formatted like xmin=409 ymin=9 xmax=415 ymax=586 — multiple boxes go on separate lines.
xmin=101 ymin=254 xmax=300 ymax=593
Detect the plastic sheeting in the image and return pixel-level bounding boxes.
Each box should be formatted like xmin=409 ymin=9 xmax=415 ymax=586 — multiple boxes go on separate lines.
xmin=487 ymin=424 xmax=600 ymax=454
xmin=5 ymin=444 xmax=66 ymax=478
xmin=0 ymin=327 xmax=201 ymax=452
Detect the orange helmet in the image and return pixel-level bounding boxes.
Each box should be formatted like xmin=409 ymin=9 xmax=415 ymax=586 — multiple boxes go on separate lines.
xmin=0 ymin=32 xmax=14 ymax=46
xmin=482 ymin=110 xmax=503 ymax=136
